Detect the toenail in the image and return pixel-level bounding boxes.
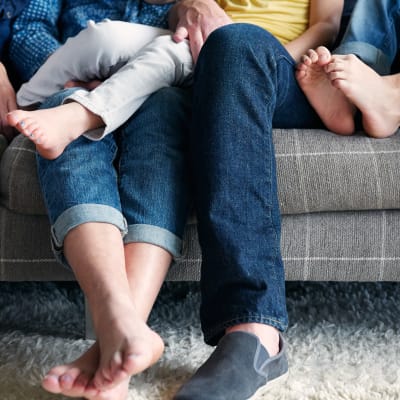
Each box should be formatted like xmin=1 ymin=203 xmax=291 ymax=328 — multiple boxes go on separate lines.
xmin=60 ymin=374 xmax=73 ymax=383
xmin=19 ymin=120 xmax=25 ymax=127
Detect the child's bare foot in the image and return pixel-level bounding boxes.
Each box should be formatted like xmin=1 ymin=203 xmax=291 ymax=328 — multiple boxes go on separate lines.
xmin=326 ymin=54 xmax=400 ymax=138
xmin=42 ymin=342 xmax=130 ymax=399
xmin=90 ymin=298 xmax=164 ymax=391
xmin=7 ymin=103 xmax=103 ymax=159
xmin=296 ymin=46 xmax=355 ymax=135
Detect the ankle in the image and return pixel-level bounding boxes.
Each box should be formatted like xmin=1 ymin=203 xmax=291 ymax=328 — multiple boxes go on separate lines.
xmin=226 ymin=323 xmax=280 ymax=356
xmin=67 ymin=101 xmax=104 ymax=132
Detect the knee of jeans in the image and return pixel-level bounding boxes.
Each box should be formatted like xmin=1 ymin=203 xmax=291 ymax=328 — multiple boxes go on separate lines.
xmin=200 ymin=24 xmax=274 ymax=64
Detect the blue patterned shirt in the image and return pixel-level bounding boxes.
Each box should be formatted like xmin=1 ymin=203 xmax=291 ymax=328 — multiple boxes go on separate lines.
xmin=9 ymin=0 xmax=173 ymax=81
xmin=0 ymin=0 xmax=29 ymax=59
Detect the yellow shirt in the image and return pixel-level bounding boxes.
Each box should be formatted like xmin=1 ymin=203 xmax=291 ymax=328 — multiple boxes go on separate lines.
xmin=216 ymin=0 xmax=310 ymax=44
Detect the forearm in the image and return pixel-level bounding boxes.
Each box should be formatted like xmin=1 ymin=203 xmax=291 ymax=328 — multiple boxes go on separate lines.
xmin=286 ymin=0 xmax=343 ymax=62
xmin=285 ymin=20 xmax=341 ymax=62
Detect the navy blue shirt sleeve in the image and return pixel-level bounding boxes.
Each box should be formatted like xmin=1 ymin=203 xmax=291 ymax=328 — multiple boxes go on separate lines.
xmin=9 ymin=0 xmax=62 ymax=81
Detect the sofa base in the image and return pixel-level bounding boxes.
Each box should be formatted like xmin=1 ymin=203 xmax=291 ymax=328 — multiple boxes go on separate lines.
xmin=1 ymin=207 xmax=399 ymax=282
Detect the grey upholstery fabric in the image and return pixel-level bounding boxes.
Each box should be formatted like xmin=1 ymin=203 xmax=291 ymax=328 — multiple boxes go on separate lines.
xmin=1 ymin=129 xmax=400 ymax=283
xmin=3 ymin=130 xmax=400 ymax=216
xmin=274 ymin=129 xmax=400 ymax=214
xmin=169 ymin=210 xmax=400 ymax=282
xmin=1 ymin=207 xmax=399 ymax=282
xmin=0 ymin=135 xmax=44 ymax=215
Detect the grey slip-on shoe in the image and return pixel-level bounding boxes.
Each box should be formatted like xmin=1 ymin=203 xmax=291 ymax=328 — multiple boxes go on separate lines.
xmin=173 ymin=331 xmax=288 ymax=400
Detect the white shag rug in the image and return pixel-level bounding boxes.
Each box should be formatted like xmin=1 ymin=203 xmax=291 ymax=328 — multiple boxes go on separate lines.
xmin=0 ymin=281 xmax=399 ymax=400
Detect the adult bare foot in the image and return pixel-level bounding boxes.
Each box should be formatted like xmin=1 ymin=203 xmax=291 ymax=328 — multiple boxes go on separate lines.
xmin=7 ymin=102 xmax=103 ymax=159
xmin=296 ymin=46 xmax=355 ymax=135
xmin=90 ymin=298 xmax=165 ymax=391
xmin=42 ymin=342 xmax=130 ymax=399
xmin=42 ymin=306 xmax=164 ymax=398
xmin=326 ymin=54 xmax=400 ymax=138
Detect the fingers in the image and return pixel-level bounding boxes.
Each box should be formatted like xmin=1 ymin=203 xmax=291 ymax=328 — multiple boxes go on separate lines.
xmin=173 ymin=24 xmax=203 ymax=62
xmin=172 ymin=26 xmax=189 ymax=43
xmin=0 ymin=98 xmax=18 ymax=142
xmin=189 ymin=30 xmax=204 ymax=63
xmin=171 ymin=0 xmax=232 ymax=63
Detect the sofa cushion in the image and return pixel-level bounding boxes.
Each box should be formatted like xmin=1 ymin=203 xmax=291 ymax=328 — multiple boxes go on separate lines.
xmin=168 ymin=209 xmax=400 ymax=282
xmin=275 ymin=128 xmax=400 ymax=214
xmin=1 ymin=129 xmax=400 ymax=216
xmin=0 ymin=135 xmax=45 ymax=215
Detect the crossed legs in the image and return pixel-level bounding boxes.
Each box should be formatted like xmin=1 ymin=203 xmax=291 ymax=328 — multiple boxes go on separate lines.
xmin=41 ymin=223 xmax=171 ymax=399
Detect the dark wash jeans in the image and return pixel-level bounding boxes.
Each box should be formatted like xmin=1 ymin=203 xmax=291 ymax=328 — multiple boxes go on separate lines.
xmin=37 ymin=87 xmax=191 ymax=265
xmin=191 ymin=23 xmax=323 ymax=345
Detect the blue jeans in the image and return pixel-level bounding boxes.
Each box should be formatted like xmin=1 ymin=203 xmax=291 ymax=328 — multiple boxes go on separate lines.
xmin=335 ymin=0 xmax=400 ymax=75
xmin=191 ymin=24 xmax=322 ymax=345
xmin=37 ymin=87 xmax=191 ymax=265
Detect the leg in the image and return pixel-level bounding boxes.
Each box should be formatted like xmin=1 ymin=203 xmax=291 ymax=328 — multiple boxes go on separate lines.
xmin=175 ymin=24 xmax=299 ymax=399
xmin=42 ymin=223 xmax=166 ymax=399
xmin=16 ymin=20 xmax=169 ymax=106
xmin=38 ymin=87 xmax=191 ymax=399
xmin=36 ymin=129 xmax=136 ymax=398
xmin=335 ymin=0 xmax=400 ymax=74
xmin=8 ymin=35 xmax=192 ymax=159
xmin=95 ymin=87 xmax=190 ymax=393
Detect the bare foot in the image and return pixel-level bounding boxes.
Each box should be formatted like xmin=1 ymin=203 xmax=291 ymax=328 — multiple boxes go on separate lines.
xmin=90 ymin=298 xmax=164 ymax=391
xmin=7 ymin=102 xmax=103 ymax=159
xmin=41 ymin=304 xmax=164 ymax=398
xmin=326 ymin=53 xmax=400 ymax=138
xmin=42 ymin=342 xmax=130 ymax=399
xmin=296 ymin=46 xmax=356 ymax=135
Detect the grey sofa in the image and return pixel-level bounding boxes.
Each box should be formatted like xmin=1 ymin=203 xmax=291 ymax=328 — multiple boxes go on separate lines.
xmin=1 ymin=127 xmax=400 ymax=285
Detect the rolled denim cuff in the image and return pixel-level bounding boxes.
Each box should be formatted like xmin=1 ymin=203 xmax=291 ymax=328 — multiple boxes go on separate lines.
xmin=124 ymin=223 xmax=182 ymax=259
xmin=51 ymin=204 xmax=128 ymax=268
xmin=333 ymin=41 xmax=392 ymax=75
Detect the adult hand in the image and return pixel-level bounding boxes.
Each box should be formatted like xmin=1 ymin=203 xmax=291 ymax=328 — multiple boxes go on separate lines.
xmin=0 ymin=63 xmax=18 ymax=142
xmin=169 ymin=0 xmax=232 ymax=62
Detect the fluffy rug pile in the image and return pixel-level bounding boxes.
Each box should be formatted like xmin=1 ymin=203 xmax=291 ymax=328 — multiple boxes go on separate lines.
xmin=0 ymin=281 xmax=399 ymax=400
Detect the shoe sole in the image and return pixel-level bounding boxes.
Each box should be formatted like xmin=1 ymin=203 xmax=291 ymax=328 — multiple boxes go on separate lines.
xmin=247 ymin=370 xmax=289 ymax=399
